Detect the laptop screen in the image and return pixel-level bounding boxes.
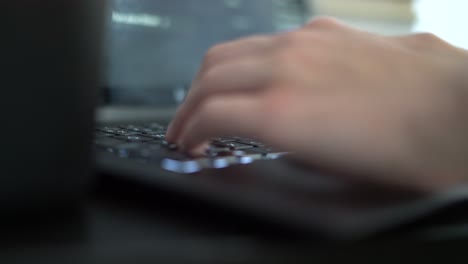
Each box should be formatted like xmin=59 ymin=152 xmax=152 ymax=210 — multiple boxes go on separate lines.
xmin=102 ymin=0 xmax=309 ymax=107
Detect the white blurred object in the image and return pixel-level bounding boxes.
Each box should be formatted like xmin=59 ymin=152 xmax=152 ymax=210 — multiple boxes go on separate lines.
xmin=413 ymin=0 xmax=468 ymax=49
xmin=309 ymin=0 xmax=414 ymax=35
xmin=308 ymin=0 xmax=468 ymax=49
xmin=311 ymin=0 xmax=414 ymax=22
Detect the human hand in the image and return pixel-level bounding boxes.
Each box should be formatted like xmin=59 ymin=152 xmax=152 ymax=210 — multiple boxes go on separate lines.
xmin=166 ymin=18 xmax=468 ymax=192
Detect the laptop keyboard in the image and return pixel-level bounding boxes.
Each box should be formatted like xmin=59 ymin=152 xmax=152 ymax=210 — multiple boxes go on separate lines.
xmin=95 ymin=123 xmax=287 ymax=174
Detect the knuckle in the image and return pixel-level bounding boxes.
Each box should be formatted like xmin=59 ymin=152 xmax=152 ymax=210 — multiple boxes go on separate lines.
xmin=203 ymin=43 xmax=226 ymax=65
xmin=305 ymin=16 xmax=342 ymax=30
xmin=277 ymin=30 xmax=306 ymax=46
xmin=415 ymin=32 xmax=441 ymax=43
xmin=275 ymin=29 xmax=325 ymax=56
xmin=403 ymin=33 xmax=450 ymax=51
xmin=274 ymin=33 xmax=307 ymax=62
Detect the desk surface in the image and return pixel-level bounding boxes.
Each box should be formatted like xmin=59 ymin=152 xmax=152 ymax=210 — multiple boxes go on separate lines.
xmin=3 ymin=177 xmax=468 ymax=263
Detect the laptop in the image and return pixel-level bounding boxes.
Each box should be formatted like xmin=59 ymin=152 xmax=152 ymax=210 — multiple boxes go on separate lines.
xmin=3 ymin=0 xmax=468 ymax=240
xmin=93 ymin=0 xmax=468 ymax=240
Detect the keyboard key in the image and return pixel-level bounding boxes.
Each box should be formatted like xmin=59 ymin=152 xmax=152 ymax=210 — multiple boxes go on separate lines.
xmin=95 ymin=131 xmax=113 ymax=138
xmin=141 ymin=128 xmax=165 ymax=134
xmin=206 ymin=146 xmax=231 ymax=157
xmin=235 ymin=139 xmax=266 ymax=147
xmin=161 ymin=159 xmax=202 ymax=174
xmin=207 ymin=157 xmax=231 ymax=169
xmin=115 ymin=143 xmax=160 ymax=160
xmin=236 ymin=155 xmax=256 ymax=164
xmin=212 ymin=141 xmax=253 ymax=150
xmin=118 ymin=124 xmax=145 ymax=132
xmin=118 ymin=130 xmax=142 ymax=136
xmin=96 ymin=127 xmax=121 ymax=135
xmin=116 ymin=142 xmax=143 ymax=150
xmin=211 ymin=138 xmax=237 ymax=144
xmin=145 ymin=133 xmax=166 ymax=140
xmin=145 ymin=123 xmax=166 ymax=130
xmin=95 ymin=122 xmax=286 ymax=173
xmin=161 ymin=140 xmax=178 ymax=150
xmin=95 ymin=137 xmax=127 ymax=147
xmin=244 ymin=147 xmax=288 ymax=160
xmin=114 ymin=135 xmax=154 ymax=143
xmin=243 ymin=147 xmax=274 ymax=155
xmin=158 ymin=151 xmax=193 ymax=161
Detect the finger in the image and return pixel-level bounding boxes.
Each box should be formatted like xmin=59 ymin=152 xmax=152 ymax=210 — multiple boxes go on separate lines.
xmin=166 ymin=35 xmax=278 ymax=142
xmin=177 ymin=95 xmax=263 ymax=151
xmin=166 ymin=58 xmax=275 ymax=143
xmin=197 ymin=35 xmax=276 ymax=76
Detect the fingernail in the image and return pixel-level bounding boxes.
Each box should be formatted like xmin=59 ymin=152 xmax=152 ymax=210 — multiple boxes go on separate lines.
xmin=191 ymin=144 xmax=209 ymax=157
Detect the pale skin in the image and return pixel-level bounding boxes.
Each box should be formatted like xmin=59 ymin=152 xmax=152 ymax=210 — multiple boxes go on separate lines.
xmin=166 ymin=18 xmax=468 ymax=193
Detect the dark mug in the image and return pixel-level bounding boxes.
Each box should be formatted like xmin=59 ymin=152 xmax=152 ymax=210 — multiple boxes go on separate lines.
xmin=0 ymin=1 xmax=106 ymax=212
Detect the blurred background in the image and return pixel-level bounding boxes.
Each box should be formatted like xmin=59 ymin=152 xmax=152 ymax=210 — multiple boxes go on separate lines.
xmin=312 ymin=0 xmax=468 ymax=48
xmin=101 ymin=0 xmax=468 ymax=109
